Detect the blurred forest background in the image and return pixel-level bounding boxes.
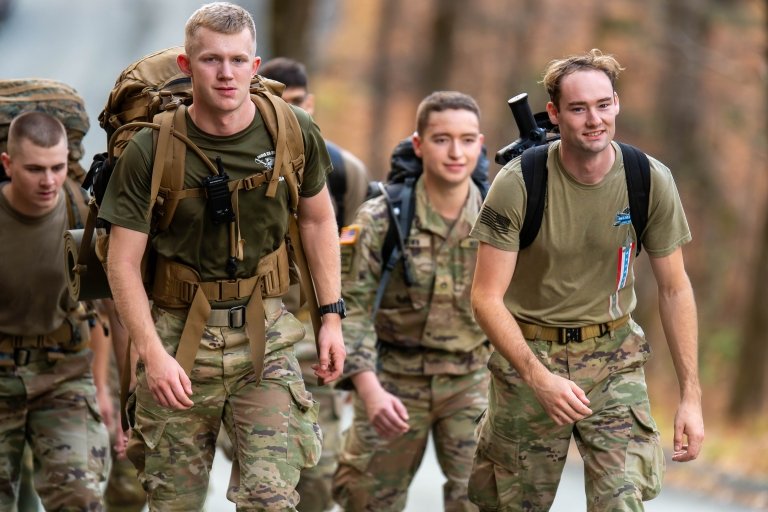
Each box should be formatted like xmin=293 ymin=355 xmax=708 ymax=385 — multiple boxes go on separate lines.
xmin=1 ymin=0 xmax=766 ymax=505
xmin=276 ymin=0 xmax=768 ymax=498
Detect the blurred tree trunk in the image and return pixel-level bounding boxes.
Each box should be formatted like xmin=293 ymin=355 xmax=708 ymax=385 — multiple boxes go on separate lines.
xmin=729 ymin=0 xmax=768 ymax=419
xmin=420 ymin=0 xmax=461 ymax=97
xmin=269 ymin=0 xmax=315 ymax=63
xmin=369 ymin=0 xmax=400 ymax=178
xmin=655 ymin=0 xmax=725 ymax=326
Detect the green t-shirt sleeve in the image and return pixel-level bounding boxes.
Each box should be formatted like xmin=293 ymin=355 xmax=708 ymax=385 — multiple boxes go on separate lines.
xmin=97 ymin=129 xmax=154 ymax=234
xmin=470 ymin=159 xmax=526 ymax=251
xmin=643 ymin=157 xmax=692 ymax=257
xmin=292 ymin=105 xmax=332 ymax=198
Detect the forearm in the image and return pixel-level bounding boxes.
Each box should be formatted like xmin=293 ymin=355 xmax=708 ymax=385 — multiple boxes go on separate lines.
xmin=658 ymin=277 xmax=701 ymax=401
xmin=472 ymin=293 xmax=547 ymax=385
xmin=351 ymin=370 xmax=383 ymax=397
xmin=107 ymin=258 xmax=161 ymax=361
xmin=299 ymin=206 xmax=341 ymax=305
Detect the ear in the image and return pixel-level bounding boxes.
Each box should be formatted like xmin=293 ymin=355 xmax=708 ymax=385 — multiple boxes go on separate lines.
xmin=546 ymin=101 xmax=559 ymax=125
xmin=252 ymin=56 xmax=261 ymax=77
xmin=614 ymin=91 xmax=620 ymax=115
xmin=1 ymin=152 xmax=11 ymax=177
xmin=177 ymin=53 xmax=192 ymax=76
xmin=411 ymin=132 xmax=423 ymax=158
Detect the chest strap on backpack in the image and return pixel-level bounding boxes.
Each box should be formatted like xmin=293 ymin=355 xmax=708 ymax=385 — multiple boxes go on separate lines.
xmin=151 ymin=242 xmax=290 ymax=377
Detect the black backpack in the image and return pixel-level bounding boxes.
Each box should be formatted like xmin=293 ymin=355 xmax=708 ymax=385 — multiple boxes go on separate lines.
xmin=367 ymin=137 xmax=490 ymax=316
xmin=518 ymin=142 xmax=651 ymax=255
xmin=325 ymin=141 xmax=347 ymax=231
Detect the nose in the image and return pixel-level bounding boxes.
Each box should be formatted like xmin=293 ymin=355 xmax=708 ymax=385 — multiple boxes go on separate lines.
xmin=586 ymin=107 xmax=601 ymax=126
xmin=449 ymin=139 xmax=463 ymax=159
xmin=218 ymin=61 xmax=234 ymax=79
xmin=41 ymin=170 xmax=56 ymax=186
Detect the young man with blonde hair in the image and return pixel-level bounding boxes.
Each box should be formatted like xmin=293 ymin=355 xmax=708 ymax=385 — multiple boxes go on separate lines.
xmin=99 ymin=2 xmax=346 ymax=510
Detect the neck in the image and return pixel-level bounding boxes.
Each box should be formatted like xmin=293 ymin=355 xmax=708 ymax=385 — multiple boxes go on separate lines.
xmin=187 ymin=101 xmax=256 ymax=136
xmin=558 ymin=143 xmax=616 ymax=185
xmin=422 ymin=175 xmax=469 ymax=220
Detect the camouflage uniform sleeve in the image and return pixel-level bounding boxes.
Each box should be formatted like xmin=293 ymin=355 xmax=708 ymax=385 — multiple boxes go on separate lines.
xmin=336 ymin=196 xmax=389 ymax=390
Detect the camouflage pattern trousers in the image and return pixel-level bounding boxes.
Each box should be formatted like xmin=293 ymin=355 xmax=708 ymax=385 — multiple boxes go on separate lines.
xmin=333 ymin=367 xmax=489 ymax=512
xmin=294 ymin=336 xmax=346 ymax=512
xmin=126 ymin=302 xmax=322 ymax=512
xmin=468 ymin=320 xmax=665 ymax=512
xmin=0 ymin=349 xmax=110 ymax=512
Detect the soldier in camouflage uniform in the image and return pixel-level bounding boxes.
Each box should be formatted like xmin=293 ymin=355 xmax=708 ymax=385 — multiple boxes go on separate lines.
xmin=0 ymin=111 xmax=109 ymax=511
xmin=98 ymin=3 xmax=346 ymax=511
xmin=332 ymin=91 xmax=490 ymax=512
xmin=469 ymin=49 xmax=704 ymax=511
xmin=259 ymin=56 xmax=370 ymax=512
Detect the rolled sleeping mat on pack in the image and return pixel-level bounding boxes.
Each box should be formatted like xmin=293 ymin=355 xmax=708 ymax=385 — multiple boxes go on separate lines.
xmin=64 ymin=229 xmax=112 ymax=301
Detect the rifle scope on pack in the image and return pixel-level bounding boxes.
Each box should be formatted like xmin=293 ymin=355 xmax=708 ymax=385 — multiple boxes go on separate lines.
xmin=495 ymin=93 xmax=559 ymax=165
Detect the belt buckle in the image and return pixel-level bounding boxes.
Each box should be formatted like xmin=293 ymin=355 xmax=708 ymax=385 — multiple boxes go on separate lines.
xmin=14 ymin=349 xmax=30 ymax=366
xmin=228 ymin=305 xmax=246 ymax=329
xmin=560 ymin=328 xmax=582 ymax=344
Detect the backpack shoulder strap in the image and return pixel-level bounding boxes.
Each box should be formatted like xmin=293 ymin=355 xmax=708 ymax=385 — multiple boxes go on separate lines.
xmin=371 ymin=178 xmax=416 ymax=317
xmin=519 ymin=144 xmax=549 ymax=251
xmin=617 ymin=142 xmax=651 ymax=256
xmin=62 ymin=177 xmax=89 ymax=230
xmin=326 ymin=142 xmax=347 ymax=230
xmin=250 ymin=90 xmax=304 ymax=211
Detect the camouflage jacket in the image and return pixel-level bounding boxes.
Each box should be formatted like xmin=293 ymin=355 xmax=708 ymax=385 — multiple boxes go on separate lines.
xmin=338 ymin=177 xmax=490 ymax=388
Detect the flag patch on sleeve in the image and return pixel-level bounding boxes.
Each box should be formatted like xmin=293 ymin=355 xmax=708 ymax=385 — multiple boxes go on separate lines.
xmin=340 ymin=224 xmax=361 ymax=245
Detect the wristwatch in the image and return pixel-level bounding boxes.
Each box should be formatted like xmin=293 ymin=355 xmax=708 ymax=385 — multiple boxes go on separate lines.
xmin=319 ymin=298 xmax=346 ymax=319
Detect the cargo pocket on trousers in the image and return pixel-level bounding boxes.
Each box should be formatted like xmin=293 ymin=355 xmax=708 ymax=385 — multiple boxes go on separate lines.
xmin=127 ymin=399 xmax=171 ymax=476
xmin=626 ymin=402 xmax=665 ymax=501
xmin=468 ymin=423 xmax=520 ymax=510
xmin=287 ymin=380 xmax=322 ymax=470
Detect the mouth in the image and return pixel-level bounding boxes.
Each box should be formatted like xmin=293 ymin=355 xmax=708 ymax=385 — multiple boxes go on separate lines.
xmin=583 ymin=130 xmax=604 ymax=138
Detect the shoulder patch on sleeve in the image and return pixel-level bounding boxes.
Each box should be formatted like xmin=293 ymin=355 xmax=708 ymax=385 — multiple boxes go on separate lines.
xmin=339 ymin=224 xmax=361 ymax=245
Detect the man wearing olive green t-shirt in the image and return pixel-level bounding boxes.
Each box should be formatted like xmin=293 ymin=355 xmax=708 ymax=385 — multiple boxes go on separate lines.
xmin=98 ymin=3 xmax=346 ymax=510
xmin=468 ymin=49 xmax=704 ymax=511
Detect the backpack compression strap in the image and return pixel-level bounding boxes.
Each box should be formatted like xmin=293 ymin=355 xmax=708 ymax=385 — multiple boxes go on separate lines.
xmin=519 ymin=143 xmax=651 ymax=255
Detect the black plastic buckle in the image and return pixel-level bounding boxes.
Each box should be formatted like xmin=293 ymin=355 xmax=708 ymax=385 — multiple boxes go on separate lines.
xmin=228 ymin=306 xmax=246 ymax=329
xmin=560 ymin=328 xmax=582 ymax=344
xmin=14 ymin=349 xmax=30 ymax=366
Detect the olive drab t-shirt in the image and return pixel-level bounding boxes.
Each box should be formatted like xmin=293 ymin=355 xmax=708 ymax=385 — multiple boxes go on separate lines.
xmin=0 ymin=184 xmax=76 ymax=335
xmin=470 ymin=141 xmax=691 ymax=327
xmin=98 ymin=104 xmax=331 ymax=282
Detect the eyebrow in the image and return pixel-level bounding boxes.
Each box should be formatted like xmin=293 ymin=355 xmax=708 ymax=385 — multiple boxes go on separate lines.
xmin=566 ymin=96 xmax=613 ymax=107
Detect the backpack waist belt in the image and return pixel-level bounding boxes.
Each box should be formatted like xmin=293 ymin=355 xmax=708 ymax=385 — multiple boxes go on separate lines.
xmin=516 ymin=315 xmax=630 ymax=344
xmin=152 ymin=242 xmax=291 ymax=379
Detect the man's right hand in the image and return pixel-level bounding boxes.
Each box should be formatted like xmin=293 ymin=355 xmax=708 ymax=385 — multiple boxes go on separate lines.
xmin=353 ymin=371 xmax=410 ymax=439
xmin=143 ymin=346 xmax=194 ymax=409
xmin=530 ymin=370 xmax=592 ymax=425
xmin=361 ymin=386 xmax=410 ymax=439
